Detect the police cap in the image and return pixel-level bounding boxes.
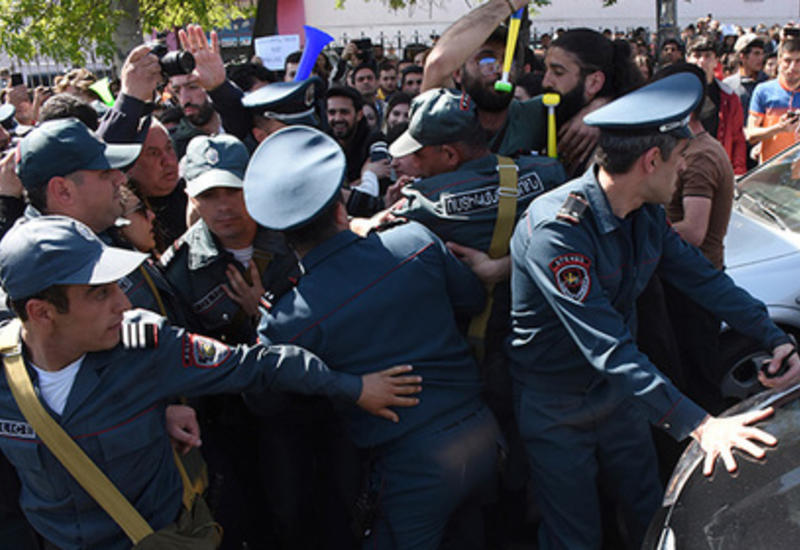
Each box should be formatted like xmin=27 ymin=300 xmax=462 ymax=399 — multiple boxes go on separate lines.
xmin=182 ymin=134 xmax=249 ymax=197
xmin=16 ymin=118 xmax=141 ymax=191
xmin=241 ymin=76 xmax=321 ymax=127
xmin=389 ymin=88 xmax=481 ymax=158
xmin=0 ymin=216 xmax=147 ymax=301
xmin=583 ymin=72 xmax=703 ymax=139
xmin=243 ymin=125 xmax=345 ymax=231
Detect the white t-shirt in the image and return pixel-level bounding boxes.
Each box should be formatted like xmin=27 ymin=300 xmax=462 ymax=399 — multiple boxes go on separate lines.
xmin=31 ymin=356 xmax=85 ymax=415
xmin=226 ymin=245 xmax=254 ymax=268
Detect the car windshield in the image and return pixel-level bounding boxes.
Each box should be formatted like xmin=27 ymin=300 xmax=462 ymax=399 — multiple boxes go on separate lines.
xmin=736 ymin=143 xmax=800 ymax=233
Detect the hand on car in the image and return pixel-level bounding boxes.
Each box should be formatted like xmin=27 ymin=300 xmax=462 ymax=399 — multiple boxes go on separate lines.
xmin=357 ymin=365 xmax=422 ymax=422
xmin=758 ymin=341 xmax=800 ymax=388
xmin=691 ymin=408 xmax=777 ymax=476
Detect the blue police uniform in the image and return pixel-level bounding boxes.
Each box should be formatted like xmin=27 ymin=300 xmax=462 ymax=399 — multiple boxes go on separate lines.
xmin=0 ymin=309 xmax=362 ymax=550
xmin=509 ymin=165 xmax=790 ymax=549
xmin=395 ymin=153 xmax=565 ymax=251
xmin=160 ymin=220 xmax=297 ymax=344
xmin=508 ymin=72 xmax=792 ymax=550
xmin=258 ymin=223 xmax=500 ymax=549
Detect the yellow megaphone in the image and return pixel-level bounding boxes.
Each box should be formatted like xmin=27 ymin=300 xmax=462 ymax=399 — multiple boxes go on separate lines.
xmin=89 ymin=77 xmax=115 ymax=107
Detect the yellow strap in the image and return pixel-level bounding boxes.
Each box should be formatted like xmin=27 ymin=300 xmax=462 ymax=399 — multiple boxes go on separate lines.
xmin=0 ymin=320 xmax=154 ymax=544
xmin=468 ymin=156 xmax=519 ymax=360
xmin=139 ymin=265 xmax=168 ymax=317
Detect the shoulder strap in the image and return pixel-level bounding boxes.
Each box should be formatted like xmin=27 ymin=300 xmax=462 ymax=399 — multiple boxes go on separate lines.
xmin=0 ymin=320 xmax=154 ymax=544
xmin=487 ymin=155 xmax=519 ymax=259
xmin=468 ymin=156 xmax=520 ymax=360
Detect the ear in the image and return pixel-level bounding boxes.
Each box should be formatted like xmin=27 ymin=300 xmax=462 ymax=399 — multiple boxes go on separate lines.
xmin=252 ymin=126 xmax=268 ymax=144
xmin=441 ymin=144 xmax=462 ymax=170
xmin=452 ymin=67 xmax=463 ymax=86
xmin=45 ymin=176 xmax=77 ymax=209
xmin=25 ymin=298 xmax=57 ymax=326
xmin=355 ymin=109 xmax=363 ymax=123
xmin=641 ymin=146 xmax=660 ymax=175
xmin=583 ymin=70 xmax=606 ymax=100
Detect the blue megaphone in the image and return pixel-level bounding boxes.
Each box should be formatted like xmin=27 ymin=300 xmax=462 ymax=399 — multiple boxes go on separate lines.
xmin=294 ymin=25 xmax=334 ymax=82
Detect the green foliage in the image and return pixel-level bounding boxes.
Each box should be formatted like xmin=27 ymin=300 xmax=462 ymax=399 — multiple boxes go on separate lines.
xmin=0 ymin=0 xmax=255 ymax=65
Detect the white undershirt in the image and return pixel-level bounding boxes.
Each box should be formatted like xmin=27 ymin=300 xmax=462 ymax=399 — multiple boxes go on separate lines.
xmin=31 ymin=356 xmax=85 ymax=415
xmin=226 ymin=245 xmax=254 ymax=268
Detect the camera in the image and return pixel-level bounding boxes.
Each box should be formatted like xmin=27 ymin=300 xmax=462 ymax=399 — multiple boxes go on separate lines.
xmin=148 ymin=43 xmax=196 ymax=77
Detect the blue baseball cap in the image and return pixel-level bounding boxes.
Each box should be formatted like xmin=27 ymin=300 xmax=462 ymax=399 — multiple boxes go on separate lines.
xmin=15 ymin=118 xmax=141 ymax=191
xmin=389 ymin=88 xmax=481 ymax=158
xmin=182 ymin=134 xmax=249 ymax=197
xmin=583 ymin=72 xmax=703 ymax=139
xmin=0 ymin=216 xmax=147 ymax=301
xmin=244 ymin=125 xmax=345 ymax=231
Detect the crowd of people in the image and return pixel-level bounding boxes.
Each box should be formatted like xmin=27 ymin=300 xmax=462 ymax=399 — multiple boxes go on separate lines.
xmin=1 ymin=2 xmax=800 ymax=549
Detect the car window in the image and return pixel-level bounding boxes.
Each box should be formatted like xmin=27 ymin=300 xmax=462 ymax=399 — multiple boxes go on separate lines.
xmin=737 ymin=144 xmax=800 ymax=232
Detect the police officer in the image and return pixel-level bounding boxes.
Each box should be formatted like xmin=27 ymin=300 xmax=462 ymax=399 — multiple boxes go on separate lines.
xmin=244 ymin=125 xmax=502 ymax=550
xmin=4 ymin=118 xmax=187 ymax=327
xmin=0 ymin=215 xmax=420 ymax=550
xmin=160 ymin=133 xmax=301 ymax=548
xmin=508 ymin=72 xmax=800 ymax=550
xmin=242 ymin=76 xmax=324 ymax=143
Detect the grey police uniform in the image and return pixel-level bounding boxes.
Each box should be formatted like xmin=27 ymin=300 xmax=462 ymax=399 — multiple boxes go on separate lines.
xmin=246 ymin=125 xmax=503 ymax=550
xmin=508 ymin=73 xmax=792 ymax=550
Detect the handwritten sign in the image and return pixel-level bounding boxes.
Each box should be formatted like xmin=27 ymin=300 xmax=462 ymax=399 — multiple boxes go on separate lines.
xmin=254 ymin=34 xmax=301 ymax=70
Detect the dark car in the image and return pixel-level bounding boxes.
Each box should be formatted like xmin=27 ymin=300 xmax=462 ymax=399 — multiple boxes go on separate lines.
xmin=643 ymin=383 xmax=800 ymax=549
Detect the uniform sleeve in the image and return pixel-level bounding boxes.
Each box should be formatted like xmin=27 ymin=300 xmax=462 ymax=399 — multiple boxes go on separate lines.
xmin=523 ymin=222 xmax=707 ymax=440
xmin=208 ymin=80 xmax=252 ymax=141
xmin=127 ymin=311 xmax=362 ymax=404
xmin=95 ymin=94 xmax=149 ymax=144
xmin=656 ymin=218 xmax=790 ymax=351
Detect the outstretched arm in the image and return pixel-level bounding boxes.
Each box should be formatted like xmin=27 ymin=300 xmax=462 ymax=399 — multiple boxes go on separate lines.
xmin=422 ymin=0 xmax=528 ymax=91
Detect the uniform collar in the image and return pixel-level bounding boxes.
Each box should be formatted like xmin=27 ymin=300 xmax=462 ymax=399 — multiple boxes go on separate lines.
xmin=580 ymin=165 xmax=620 ymax=235
xmin=184 ymin=221 xmax=281 ymax=270
xmin=301 ymin=230 xmax=359 ymax=272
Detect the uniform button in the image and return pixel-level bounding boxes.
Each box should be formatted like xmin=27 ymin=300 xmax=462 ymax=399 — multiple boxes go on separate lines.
xmin=662 ymin=422 xmax=671 ymax=430
xmin=222 ymin=313 xmax=230 ymax=321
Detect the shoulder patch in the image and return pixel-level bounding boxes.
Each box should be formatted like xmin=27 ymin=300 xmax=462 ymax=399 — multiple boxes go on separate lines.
xmin=182 ymin=334 xmax=231 ymax=369
xmin=549 ymin=253 xmax=592 ymax=302
xmin=0 ymin=418 xmax=36 ymax=440
xmin=556 ymin=192 xmax=589 ymax=224
xmin=121 ymin=321 xmax=159 ymax=349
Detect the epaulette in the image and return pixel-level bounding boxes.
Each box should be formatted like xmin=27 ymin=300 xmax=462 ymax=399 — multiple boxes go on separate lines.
xmin=556 ymin=192 xmax=589 ymax=224
xmin=259 ymin=260 xmax=303 ymax=312
xmin=121 ymin=321 xmax=159 ymax=349
xmin=158 ymin=237 xmax=186 ymax=268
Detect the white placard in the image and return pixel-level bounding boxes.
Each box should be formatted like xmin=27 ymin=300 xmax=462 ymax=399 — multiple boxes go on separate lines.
xmin=254 ymin=34 xmax=301 ymax=71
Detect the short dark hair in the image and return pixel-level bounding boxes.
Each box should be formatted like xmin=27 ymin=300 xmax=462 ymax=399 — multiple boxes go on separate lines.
xmin=227 ymin=62 xmax=278 ymax=92
xmin=400 ymin=65 xmax=423 ymax=86
xmin=687 ymin=35 xmax=718 ymax=56
xmin=10 ymin=285 xmax=70 ymax=321
xmin=352 ymin=63 xmax=378 ymax=79
xmin=284 ymin=50 xmax=302 ymax=70
xmin=39 ymin=93 xmax=99 ymax=130
xmin=326 ymin=86 xmax=364 ymax=111
xmin=284 ymin=194 xmax=344 ymax=250
xmin=779 ymin=38 xmax=800 ymax=57
xmin=378 ymin=60 xmax=397 ymax=74
xmin=595 ymin=131 xmax=680 ymax=175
